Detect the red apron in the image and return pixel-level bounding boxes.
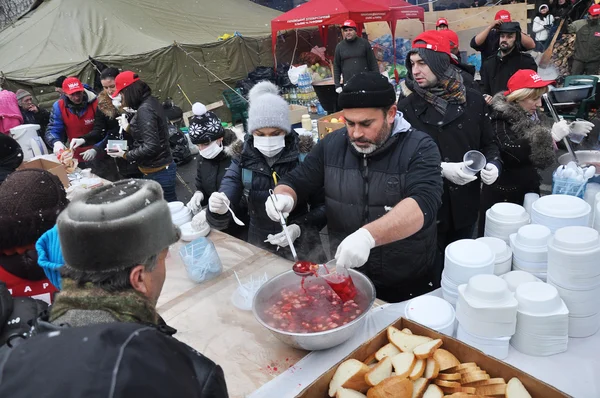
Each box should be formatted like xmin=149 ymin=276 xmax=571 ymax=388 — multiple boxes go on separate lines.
xmin=58 ymin=99 xmax=98 ymax=162
xmin=0 ymin=267 xmax=58 ymax=304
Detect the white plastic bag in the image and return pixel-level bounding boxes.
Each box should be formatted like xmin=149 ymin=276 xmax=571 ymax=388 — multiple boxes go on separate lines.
xmin=288 ymin=64 xmax=309 ymax=85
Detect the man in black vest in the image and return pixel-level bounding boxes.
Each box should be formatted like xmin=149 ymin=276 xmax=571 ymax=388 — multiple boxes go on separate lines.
xmin=265 ymin=72 xmax=444 ymax=303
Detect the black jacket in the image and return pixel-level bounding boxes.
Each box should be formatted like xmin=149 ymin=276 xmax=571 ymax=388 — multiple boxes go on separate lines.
xmin=0 ymin=320 xmax=229 ymax=397
xmin=126 ymin=95 xmax=173 ymax=169
xmin=0 ymin=135 xmax=23 ymax=185
xmin=333 ymin=37 xmax=379 ymax=88
xmin=0 ymin=282 xmax=47 ymax=346
xmin=279 ymin=114 xmax=444 ymax=298
xmin=397 ymin=89 xmax=501 ymax=232
xmin=19 ymin=107 xmax=50 ymax=138
xmin=207 ymin=133 xmax=327 ymax=263
xmin=456 ymin=63 xmax=480 ymax=93
xmin=480 ymin=50 xmax=538 ymax=96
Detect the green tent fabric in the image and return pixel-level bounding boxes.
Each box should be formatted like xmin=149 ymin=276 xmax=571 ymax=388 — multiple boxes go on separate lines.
xmin=0 ymin=0 xmax=280 ymax=119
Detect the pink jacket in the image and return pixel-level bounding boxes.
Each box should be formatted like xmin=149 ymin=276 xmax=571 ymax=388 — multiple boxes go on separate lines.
xmin=0 ymin=90 xmax=23 ymax=134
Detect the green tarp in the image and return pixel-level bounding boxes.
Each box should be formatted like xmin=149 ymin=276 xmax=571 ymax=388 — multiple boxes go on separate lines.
xmin=0 ymin=0 xmax=280 ymax=118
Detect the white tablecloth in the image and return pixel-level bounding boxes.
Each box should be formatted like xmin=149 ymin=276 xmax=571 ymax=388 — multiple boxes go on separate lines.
xmin=249 ymin=289 xmax=600 ymax=398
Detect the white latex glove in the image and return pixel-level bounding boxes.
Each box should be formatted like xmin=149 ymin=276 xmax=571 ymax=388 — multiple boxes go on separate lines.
xmin=335 ymin=228 xmax=376 ymax=269
xmin=441 ymin=161 xmax=477 ymax=185
xmin=335 ymin=87 xmax=343 ymax=94
xmin=81 ymin=148 xmax=97 ymax=162
xmin=481 ymin=163 xmax=499 ymax=185
xmin=191 ymin=209 xmax=208 ymax=231
xmin=265 ymin=193 xmax=295 ymax=222
xmin=53 ymin=141 xmax=66 ymax=155
xmin=186 ymin=191 xmax=205 ymax=214
xmin=106 ymin=145 xmax=125 ymax=158
xmin=266 ymin=224 xmax=301 ymax=247
xmin=117 ymin=114 xmax=130 ymax=132
xmin=208 ymin=192 xmax=230 ymax=215
xmin=570 ymin=120 xmax=594 ymax=135
xmin=483 ymin=94 xmax=493 ymax=105
xmin=70 ymin=138 xmax=85 ymax=150
xmin=551 ymin=119 xmax=570 ymax=142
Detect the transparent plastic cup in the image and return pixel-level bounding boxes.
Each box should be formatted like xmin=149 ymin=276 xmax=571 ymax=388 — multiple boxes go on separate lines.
xmin=318 ymin=260 xmax=357 ymax=302
xmin=569 ymin=119 xmax=588 ymax=144
xmin=462 ymin=150 xmax=487 ymax=175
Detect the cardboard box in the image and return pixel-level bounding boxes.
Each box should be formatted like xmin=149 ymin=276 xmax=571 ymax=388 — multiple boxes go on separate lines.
xmin=317 ymin=111 xmax=345 ymax=140
xmin=18 ymin=158 xmax=69 ymax=188
xmin=289 ymin=104 xmax=309 ymax=125
xmin=297 ymin=318 xmax=568 ymax=397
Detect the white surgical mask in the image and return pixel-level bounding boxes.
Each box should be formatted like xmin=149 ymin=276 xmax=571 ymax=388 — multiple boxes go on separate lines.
xmin=253 ymin=135 xmax=285 ymax=158
xmin=111 ymin=94 xmax=122 ymax=109
xmin=199 ymin=141 xmax=223 ymax=159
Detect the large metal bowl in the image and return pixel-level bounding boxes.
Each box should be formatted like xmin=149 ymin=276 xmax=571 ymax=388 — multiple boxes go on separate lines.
xmin=558 ymin=151 xmax=600 ymax=174
xmin=252 ymin=269 xmax=376 ymax=351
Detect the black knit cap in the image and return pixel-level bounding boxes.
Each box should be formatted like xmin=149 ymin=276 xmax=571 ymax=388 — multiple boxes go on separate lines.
xmin=188 ymin=112 xmax=225 ymax=145
xmin=406 ymin=48 xmax=451 ymax=81
xmin=0 ymin=134 xmax=24 ymax=174
xmin=498 ymin=22 xmax=521 ymax=33
xmin=0 ymin=169 xmax=68 ymax=250
xmin=338 ymin=72 xmax=396 ymax=109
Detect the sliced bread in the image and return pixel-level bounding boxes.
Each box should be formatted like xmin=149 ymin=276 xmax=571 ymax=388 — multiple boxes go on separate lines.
xmin=436 ymin=373 xmax=461 ymax=381
xmin=433 ymin=380 xmax=461 ymax=388
xmin=422 ymin=384 xmax=444 ymax=398
xmin=329 ymin=359 xmax=371 ymax=397
xmin=432 ymin=349 xmax=460 ymax=371
xmin=391 ymin=352 xmax=417 ymax=379
xmin=375 ymin=343 xmax=402 ymax=361
xmin=388 ymin=326 xmax=433 ymax=352
xmin=475 ymin=383 xmax=507 ymax=396
xmin=365 ymin=357 xmax=393 ymax=387
xmin=366 ymin=376 xmax=413 ymax=398
xmin=402 ymin=328 xmax=413 ymax=335
xmin=437 ymin=386 xmax=476 ymax=395
xmin=413 ymin=339 xmax=443 ymax=359
xmin=462 ymin=377 xmax=506 ymax=387
xmin=364 ymin=353 xmax=378 ymax=365
xmin=443 ymin=362 xmax=478 ymax=373
xmin=424 ymin=358 xmax=440 ymax=380
xmin=506 ymin=378 xmax=533 ymax=398
xmin=412 ymin=378 xmax=429 ymax=398
xmin=409 ymin=359 xmax=426 ymax=381
xmin=460 ymin=370 xmax=489 ymax=385
xmin=336 ymin=387 xmax=368 ymax=398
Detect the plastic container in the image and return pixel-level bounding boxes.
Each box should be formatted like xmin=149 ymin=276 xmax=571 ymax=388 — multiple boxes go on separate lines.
xmin=484 ymin=203 xmax=530 ymax=243
xmin=476 ymin=237 xmax=513 ymax=275
xmin=444 ymin=240 xmax=495 ymax=283
xmin=456 ymin=324 xmax=511 ymax=359
xmin=168 ymin=201 xmax=185 ymax=213
xmin=171 ymin=207 xmax=192 ymax=227
xmin=179 ymin=221 xmax=210 ymax=241
xmin=501 ymin=270 xmax=542 ymax=292
xmin=462 ymin=150 xmax=486 ymax=175
xmin=531 ymin=194 xmax=591 ymax=233
xmin=523 ymin=193 xmax=540 ymax=215
xmin=547 ymin=227 xmax=600 ymax=288
xmin=568 ymin=311 xmax=600 ymax=338
xmin=568 ymin=118 xmax=590 ymax=144
xmin=301 ymin=114 xmax=312 ymax=131
xmin=179 ymin=237 xmax=223 ymax=283
xmin=515 ymin=282 xmax=563 ymax=315
xmin=550 ymin=281 xmax=600 ymax=317
xmin=462 ymin=274 xmax=513 ymax=304
xmin=107 ymin=139 xmax=128 ymax=151
xmin=455 ymin=306 xmax=517 ymax=338
xmin=404 ymin=296 xmax=455 ymax=336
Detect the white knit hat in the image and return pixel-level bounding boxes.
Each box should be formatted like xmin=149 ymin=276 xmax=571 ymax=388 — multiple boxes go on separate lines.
xmin=247 ymin=81 xmax=290 ymax=134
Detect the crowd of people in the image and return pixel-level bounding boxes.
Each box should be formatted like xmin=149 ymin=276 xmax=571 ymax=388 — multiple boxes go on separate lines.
xmin=0 ymin=5 xmax=598 ymax=396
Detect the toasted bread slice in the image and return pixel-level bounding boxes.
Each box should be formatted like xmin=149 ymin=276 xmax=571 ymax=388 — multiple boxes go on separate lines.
xmin=436 ymin=373 xmax=461 ymax=381
xmin=434 ymin=380 xmax=461 ymax=388
xmin=376 ymin=343 xmax=402 ymax=361
xmin=506 ymin=378 xmax=533 ymax=398
xmin=442 ymin=394 xmax=488 ymax=398
xmin=402 ymin=328 xmax=413 ymax=335
xmin=391 ymin=352 xmax=417 ymax=379
xmin=460 ymin=370 xmax=489 ymax=385
xmin=413 ymin=339 xmax=443 ymax=359
xmin=388 ymin=326 xmax=433 ymax=352
xmin=412 ymin=378 xmax=429 ymax=398
xmin=365 ymin=357 xmax=393 ymax=387
xmin=463 ymin=377 xmax=506 ymax=387
xmin=456 ymin=366 xmax=481 ymax=374
xmin=438 ymin=386 xmax=476 ymax=395
xmin=364 ymin=353 xmax=378 ymax=366
xmin=443 ymin=362 xmax=478 ymax=373
xmin=424 ymin=358 xmax=439 ymax=380
xmin=366 ymin=376 xmax=413 ymax=398
xmin=329 ymin=359 xmax=371 ymax=397
xmin=336 ymin=387 xmax=368 ymax=398
xmin=423 ymin=384 xmax=444 ymax=398
xmin=475 ymin=383 xmax=507 ymax=396
xmin=432 ymin=349 xmax=460 ymax=371
xmin=409 ymin=359 xmax=426 ymax=381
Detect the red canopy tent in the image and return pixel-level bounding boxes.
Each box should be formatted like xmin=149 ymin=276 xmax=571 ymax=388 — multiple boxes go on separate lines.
xmin=369 ymin=0 xmax=425 ymax=40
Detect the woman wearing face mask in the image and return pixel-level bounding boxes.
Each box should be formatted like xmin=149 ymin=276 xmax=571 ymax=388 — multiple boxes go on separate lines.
xmin=477 ymin=70 xmax=593 ymax=235
xmin=206 ymin=82 xmax=327 ymax=262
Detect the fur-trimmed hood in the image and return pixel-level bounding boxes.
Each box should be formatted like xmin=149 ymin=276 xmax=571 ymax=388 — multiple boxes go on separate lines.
xmin=490 ymin=93 xmax=555 ymax=169
xmin=96 ymin=90 xmax=118 ymax=119
xmin=222 ymin=128 xmax=243 ymax=159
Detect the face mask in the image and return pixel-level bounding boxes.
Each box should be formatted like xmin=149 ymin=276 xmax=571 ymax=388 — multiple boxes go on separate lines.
xmin=253 ymin=135 xmax=285 ymax=158
xmin=111 ymin=94 xmax=122 ymax=109
xmin=199 ymin=141 xmax=223 ymax=159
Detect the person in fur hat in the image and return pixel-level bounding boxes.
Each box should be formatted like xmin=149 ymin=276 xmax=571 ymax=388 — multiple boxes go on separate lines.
xmin=206 ymin=82 xmax=326 ymax=263
xmin=0 ymin=134 xmax=23 ymax=185
xmin=478 ymin=70 xmax=594 ymax=235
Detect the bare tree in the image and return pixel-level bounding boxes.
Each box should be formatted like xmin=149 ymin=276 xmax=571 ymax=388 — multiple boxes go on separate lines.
xmin=0 ymin=0 xmax=37 ymax=31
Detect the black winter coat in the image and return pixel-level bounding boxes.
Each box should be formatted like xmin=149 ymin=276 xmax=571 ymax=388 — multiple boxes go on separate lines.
xmin=20 ymin=107 xmax=50 ymax=138
xmin=207 ymin=133 xmax=327 ymax=263
xmin=397 ymin=89 xmax=501 ymax=232
xmin=0 ymin=282 xmax=47 ymax=346
xmin=480 ymin=50 xmax=538 ymax=96
xmin=279 ymin=114 xmax=444 ymax=300
xmin=0 ymin=320 xmax=229 ymax=397
xmin=126 ymin=95 xmax=173 ymax=169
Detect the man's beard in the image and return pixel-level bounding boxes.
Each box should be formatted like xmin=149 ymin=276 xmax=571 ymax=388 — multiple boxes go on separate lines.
xmin=499 ymin=42 xmax=515 ymax=55
xmin=350 ymin=121 xmax=392 ymax=154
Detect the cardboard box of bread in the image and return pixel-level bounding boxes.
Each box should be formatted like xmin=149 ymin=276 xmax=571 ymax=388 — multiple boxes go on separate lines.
xmin=297 ymin=318 xmax=567 ymax=398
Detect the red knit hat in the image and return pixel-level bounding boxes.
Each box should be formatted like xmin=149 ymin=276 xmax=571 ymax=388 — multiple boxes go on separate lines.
xmin=495 ymin=10 xmax=512 ymax=22
xmin=436 ymin=18 xmax=449 ymax=27
xmin=62 ymin=77 xmax=84 ymax=95
xmin=504 ymin=69 xmax=555 ymax=95
xmin=589 ymin=4 xmax=600 ymax=16
xmin=412 ymin=31 xmax=456 ymax=63
xmin=113 ymin=71 xmax=140 ymax=97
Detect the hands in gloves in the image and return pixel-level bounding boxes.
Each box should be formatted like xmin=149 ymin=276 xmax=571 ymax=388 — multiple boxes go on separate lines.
xmin=335 ymin=87 xmax=343 ymax=94
xmin=266 ymin=224 xmax=301 ymax=247
xmin=551 ymin=119 xmax=570 ymax=142
xmin=53 ymin=141 xmax=66 ymax=155
xmin=441 ymin=161 xmax=477 ymax=185
xmin=117 ymin=114 xmax=130 ymax=132
xmin=81 ymin=148 xmax=97 ymax=162
xmin=70 ymin=138 xmax=85 ymax=150
xmin=335 ymin=228 xmax=376 ymax=269
xmin=481 ymin=163 xmax=499 ymax=185
xmin=265 ymin=194 xmax=295 ymax=222
xmin=191 ymin=209 xmax=208 ymax=232
xmin=208 ymin=192 xmax=230 ymax=215
xmin=186 ymin=191 xmax=205 ymax=214
xmin=106 ymin=145 xmax=125 ymax=158
xmin=569 ymin=120 xmax=594 ymax=135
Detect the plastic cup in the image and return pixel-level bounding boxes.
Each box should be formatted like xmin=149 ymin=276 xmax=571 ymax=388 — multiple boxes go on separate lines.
xmin=568 ymin=119 xmax=588 ymax=144
xmin=462 ymin=150 xmax=487 ymax=175
xmin=523 ymin=193 xmax=540 ymax=215
xmin=318 ymin=260 xmax=357 ymax=302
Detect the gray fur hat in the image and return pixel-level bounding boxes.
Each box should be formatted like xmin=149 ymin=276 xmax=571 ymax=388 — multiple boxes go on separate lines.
xmin=57 ymin=179 xmax=180 ymax=272
xmin=247 ymin=81 xmax=290 ymax=134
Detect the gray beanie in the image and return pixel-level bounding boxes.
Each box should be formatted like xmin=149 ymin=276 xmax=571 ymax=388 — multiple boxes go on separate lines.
xmin=57 ymin=179 xmax=180 ymax=272
xmin=247 ymin=81 xmax=290 ymax=134
xmin=15 ymin=89 xmax=32 ymax=103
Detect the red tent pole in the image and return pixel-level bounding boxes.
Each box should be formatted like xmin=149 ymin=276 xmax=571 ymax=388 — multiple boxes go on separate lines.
xmin=271 ymin=27 xmax=278 ymax=68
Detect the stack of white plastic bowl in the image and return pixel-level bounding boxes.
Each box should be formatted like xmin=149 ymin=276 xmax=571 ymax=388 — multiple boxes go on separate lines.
xmin=511 ymin=282 xmax=569 ymax=356
xmin=547 ymin=226 xmax=600 ymax=338
xmin=484 ymin=203 xmax=530 ymax=243
xmin=530 ymin=194 xmax=591 ymax=233
xmin=442 ymin=240 xmax=495 ymax=306
xmin=455 ymin=274 xmax=518 ymax=359
xmin=168 ymin=201 xmax=192 ymax=227
xmin=584 ymin=183 xmax=600 ymax=227
xmin=501 ymin=270 xmax=541 ymax=292
xmin=509 ymin=224 xmax=552 ymax=281
xmin=476 ymin=237 xmax=513 ymax=275
xmin=594 ymin=199 xmax=600 ymax=234
xmin=404 ymin=295 xmax=456 ymax=336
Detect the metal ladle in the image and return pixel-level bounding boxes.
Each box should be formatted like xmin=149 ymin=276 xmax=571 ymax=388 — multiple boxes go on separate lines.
xmin=543 ymin=93 xmax=580 ymax=166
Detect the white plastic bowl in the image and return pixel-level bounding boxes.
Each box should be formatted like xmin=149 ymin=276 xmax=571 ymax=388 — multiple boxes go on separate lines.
xmin=502 ymin=271 xmax=542 ymax=292
xmin=456 ymin=324 xmax=511 ymax=359
xmin=513 ymin=224 xmax=552 ymax=248
xmin=476 ymin=237 xmax=513 ymax=275
xmin=463 ymin=274 xmax=512 ymax=304
xmin=552 ymin=226 xmax=600 ymax=252
xmin=171 ymin=207 xmax=192 ymax=227
xmin=404 ymin=296 xmax=455 ymax=336
xmin=532 ymin=194 xmax=591 ymax=219
xmin=549 ymin=281 xmax=600 ymax=317
xmin=569 ymin=312 xmax=600 ymax=338
xmin=168 ymin=201 xmax=185 ymax=213
xmin=179 ymin=221 xmax=210 ymax=241
xmin=515 ymin=282 xmax=563 ymax=315
xmin=444 ymin=240 xmax=495 ymax=282
xmin=489 ymin=203 xmax=530 ymax=223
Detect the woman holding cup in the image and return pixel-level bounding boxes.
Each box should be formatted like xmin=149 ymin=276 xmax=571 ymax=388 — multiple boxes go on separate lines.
xmin=478 ymin=70 xmax=594 ymax=235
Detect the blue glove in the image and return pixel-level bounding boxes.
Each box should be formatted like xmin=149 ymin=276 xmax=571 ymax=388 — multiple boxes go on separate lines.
xmin=35 ymin=225 xmax=64 ymax=290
